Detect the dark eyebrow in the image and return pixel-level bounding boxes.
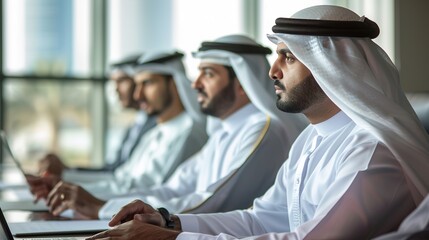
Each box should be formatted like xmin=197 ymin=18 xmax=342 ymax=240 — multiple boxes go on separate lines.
xmin=276 ymin=48 xmax=293 ymax=56
xmin=141 ymin=78 xmax=156 ymax=83
xmin=199 ymin=66 xmax=216 ymax=72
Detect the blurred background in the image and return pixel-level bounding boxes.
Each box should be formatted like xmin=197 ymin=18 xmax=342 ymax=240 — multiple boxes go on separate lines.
xmin=0 ymin=0 xmax=428 ymax=172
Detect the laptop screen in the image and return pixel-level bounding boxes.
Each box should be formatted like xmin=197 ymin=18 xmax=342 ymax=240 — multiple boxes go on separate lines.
xmin=0 ymin=131 xmax=26 ymax=176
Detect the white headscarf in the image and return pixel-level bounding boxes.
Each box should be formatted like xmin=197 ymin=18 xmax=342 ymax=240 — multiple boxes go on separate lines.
xmin=109 ymin=54 xmax=142 ymax=77
xmin=193 ymin=35 xmax=308 ymax=142
xmin=132 ymin=50 xmax=205 ymax=127
xmin=267 ymin=5 xmax=429 ymax=202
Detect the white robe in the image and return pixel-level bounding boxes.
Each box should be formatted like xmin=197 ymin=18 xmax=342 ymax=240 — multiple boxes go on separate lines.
xmin=176 ymin=111 xmax=415 ymax=240
xmin=61 ymin=111 xmax=155 ymax=183
xmin=98 ymin=103 xmax=293 ymax=219
xmin=79 ymin=112 xmax=207 ymax=198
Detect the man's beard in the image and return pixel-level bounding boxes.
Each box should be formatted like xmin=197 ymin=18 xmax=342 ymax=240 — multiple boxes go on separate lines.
xmin=275 ymin=74 xmax=327 ymax=113
xmin=147 ymin=86 xmax=173 ymax=117
xmin=199 ymin=79 xmax=236 ymax=117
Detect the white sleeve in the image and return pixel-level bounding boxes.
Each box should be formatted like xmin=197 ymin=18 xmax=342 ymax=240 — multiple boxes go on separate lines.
xmin=62 ymin=170 xmax=114 ymax=184
xmin=142 ymin=151 xmax=202 ymax=201
xmin=174 ymin=164 xmax=291 ymax=239
xmin=147 ymin=120 xmax=274 ymax=214
xmin=176 ymin=232 xmax=300 ymax=240
xmin=175 ymin=144 xmax=415 ymax=239
xmin=176 ymin=210 xmax=299 ymax=240
xmin=98 ymin=152 xmax=203 ymax=219
xmin=80 ymin=178 xmax=126 ymax=198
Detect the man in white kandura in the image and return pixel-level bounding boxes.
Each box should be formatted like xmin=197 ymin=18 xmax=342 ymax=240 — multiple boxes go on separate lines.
xmin=28 ymin=51 xmax=208 ymax=219
xmin=35 ymin=54 xmax=157 ymax=183
xmin=87 ymin=5 xmax=429 ymax=240
xmin=52 ymin=34 xmax=306 ymax=220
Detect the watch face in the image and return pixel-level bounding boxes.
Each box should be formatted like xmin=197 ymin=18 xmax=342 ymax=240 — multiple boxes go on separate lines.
xmin=158 ymin=208 xmax=174 ymax=228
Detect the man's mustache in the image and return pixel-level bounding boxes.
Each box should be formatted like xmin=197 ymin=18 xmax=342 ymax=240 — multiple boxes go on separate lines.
xmin=274 ymin=80 xmax=286 ymax=90
xmin=197 ymin=88 xmax=208 ymax=97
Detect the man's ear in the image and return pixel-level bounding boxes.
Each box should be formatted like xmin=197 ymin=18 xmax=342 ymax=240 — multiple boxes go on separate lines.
xmin=234 ymin=78 xmax=247 ymax=96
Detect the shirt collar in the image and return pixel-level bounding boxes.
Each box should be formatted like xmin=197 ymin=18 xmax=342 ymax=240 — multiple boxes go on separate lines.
xmin=313 ymin=111 xmax=352 ymax=137
xmin=157 ymin=111 xmax=190 ymax=133
xmin=135 ymin=110 xmax=148 ymax=125
xmin=221 ymin=103 xmax=258 ymax=134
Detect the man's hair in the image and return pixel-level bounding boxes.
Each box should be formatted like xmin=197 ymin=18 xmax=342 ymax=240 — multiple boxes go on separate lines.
xmin=162 ymin=74 xmax=173 ymax=82
xmin=225 ymin=66 xmax=237 ymax=82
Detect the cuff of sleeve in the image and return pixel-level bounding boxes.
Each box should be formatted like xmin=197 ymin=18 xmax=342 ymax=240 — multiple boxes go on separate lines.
xmin=177 ymin=232 xmax=223 ymax=240
xmin=177 ymin=214 xmax=200 ymax=233
xmin=98 ymin=197 xmax=138 ymax=219
xmin=176 ymin=232 xmax=206 ymax=240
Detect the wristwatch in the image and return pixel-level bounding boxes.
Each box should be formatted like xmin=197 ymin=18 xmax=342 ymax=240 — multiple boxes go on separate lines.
xmin=158 ymin=207 xmax=175 ymax=229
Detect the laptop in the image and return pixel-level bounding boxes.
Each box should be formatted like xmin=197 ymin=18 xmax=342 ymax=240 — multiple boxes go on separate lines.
xmin=0 ymin=131 xmax=53 ymax=212
xmin=0 ymin=207 xmax=95 ymax=240
xmin=0 ymin=131 xmax=27 ymax=177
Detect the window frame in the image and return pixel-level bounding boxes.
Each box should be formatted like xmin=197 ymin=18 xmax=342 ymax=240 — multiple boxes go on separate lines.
xmin=0 ymin=0 xmax=109 ymax=167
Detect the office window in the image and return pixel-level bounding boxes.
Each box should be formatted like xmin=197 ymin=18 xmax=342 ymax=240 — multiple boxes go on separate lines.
xmin=3 ymin=80 xmax=93 ymax=169
xmin=172 ymin=0 xmax=244 ymax=78
xmin=2 ymin=0 xmax=105 ymax=172
xmin=4 ymin=0 xmax=91 ymax=76
xmin=107 ymin=0 xmax=244 ymax=80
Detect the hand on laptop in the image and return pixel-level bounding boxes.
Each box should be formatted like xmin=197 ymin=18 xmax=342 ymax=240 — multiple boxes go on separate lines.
xmin=25 ymin=174 xmax=60 ymax=203
xmin=108 ymin=199 xmax=161 ymax=227
xmin=86 ymin=219 xmax=180 ymax=240
xmin=93 ymin=199 xmax=183 ymax=239
xmin=46 ymin=181 xmax=105 ymax=219
xmin=38 ymin=153 xmax=68 ymax=177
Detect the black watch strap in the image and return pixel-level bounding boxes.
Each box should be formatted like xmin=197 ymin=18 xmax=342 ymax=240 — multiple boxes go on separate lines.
xmin=158 ymin=207 xmax=175 ymax=229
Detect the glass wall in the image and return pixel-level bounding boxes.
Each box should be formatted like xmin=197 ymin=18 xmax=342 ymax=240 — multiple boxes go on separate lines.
xmin=2 ymin=0 xmax=105 ymax=172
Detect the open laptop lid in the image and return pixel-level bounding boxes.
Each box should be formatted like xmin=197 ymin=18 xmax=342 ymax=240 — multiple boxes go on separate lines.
xmin=0 ymin=208 xmax=103 ymax=239
xmin=0 ymin=131 xmax=26 ymax=176
xmin=0 ymin=208 xmax=14 ymax=240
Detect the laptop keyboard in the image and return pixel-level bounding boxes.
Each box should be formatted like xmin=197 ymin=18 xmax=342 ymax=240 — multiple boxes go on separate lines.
xmin=23 ymin=237 xmax=82 ymax=240
xmin=27 ymin=238 xmax=82 ymax=240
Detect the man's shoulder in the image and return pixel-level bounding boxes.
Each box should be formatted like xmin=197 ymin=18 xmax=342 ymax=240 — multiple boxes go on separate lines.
xmin=186 ymin=121 xmax=209 ymax=143
xmin=243 ymin=110 xmax=269 ymax=124
xmin=237 ymin=112 xmax=271 ymax=135
xmin=325 ymin=124 xmax=389 ymax=158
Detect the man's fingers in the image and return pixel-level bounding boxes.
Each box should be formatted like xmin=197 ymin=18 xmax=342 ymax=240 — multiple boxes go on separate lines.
xmin=48 ymin=193 xmax=63 ymax=213
xmin=108 ymin=200 xmax=153 ymax=226
xmin=86 ymin=228 xmax=122 ymax=239
xmin=47 ymin=181 xmax=66 ymax=204
xmin=134 ymin=213 xmax=163 ymax=226
xmin=30 ymin=184 xmax=48 ymax=195
xmin=52 ymin=201 xmax=70 ymax=216
xmin=109 ymin=210 xmax=133 ymax=226
xmin=109 ymin=204 xmax=140 ymax=226
xmin=33 ymin=188 xmax=49 ymax=203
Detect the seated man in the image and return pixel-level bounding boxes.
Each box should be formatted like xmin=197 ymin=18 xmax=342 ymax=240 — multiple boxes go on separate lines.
xmin=44 ymin=34 xmax=306 ymax=220
xmin=38 ymin=54 xmax=157 ymax=182
xmin=87 ymin=5 xmax=429 ymax=240
xmin=27 ymin=51 xmax=208 ymax=218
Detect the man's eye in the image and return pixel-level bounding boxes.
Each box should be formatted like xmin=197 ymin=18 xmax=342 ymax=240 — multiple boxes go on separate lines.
xmin=285 ymin=56 xmax=295 ymax=63
xmin=204 ymin=71 xmax=214 ymax=77
xmin=142 ymin=80 xmax=154 ymax=86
